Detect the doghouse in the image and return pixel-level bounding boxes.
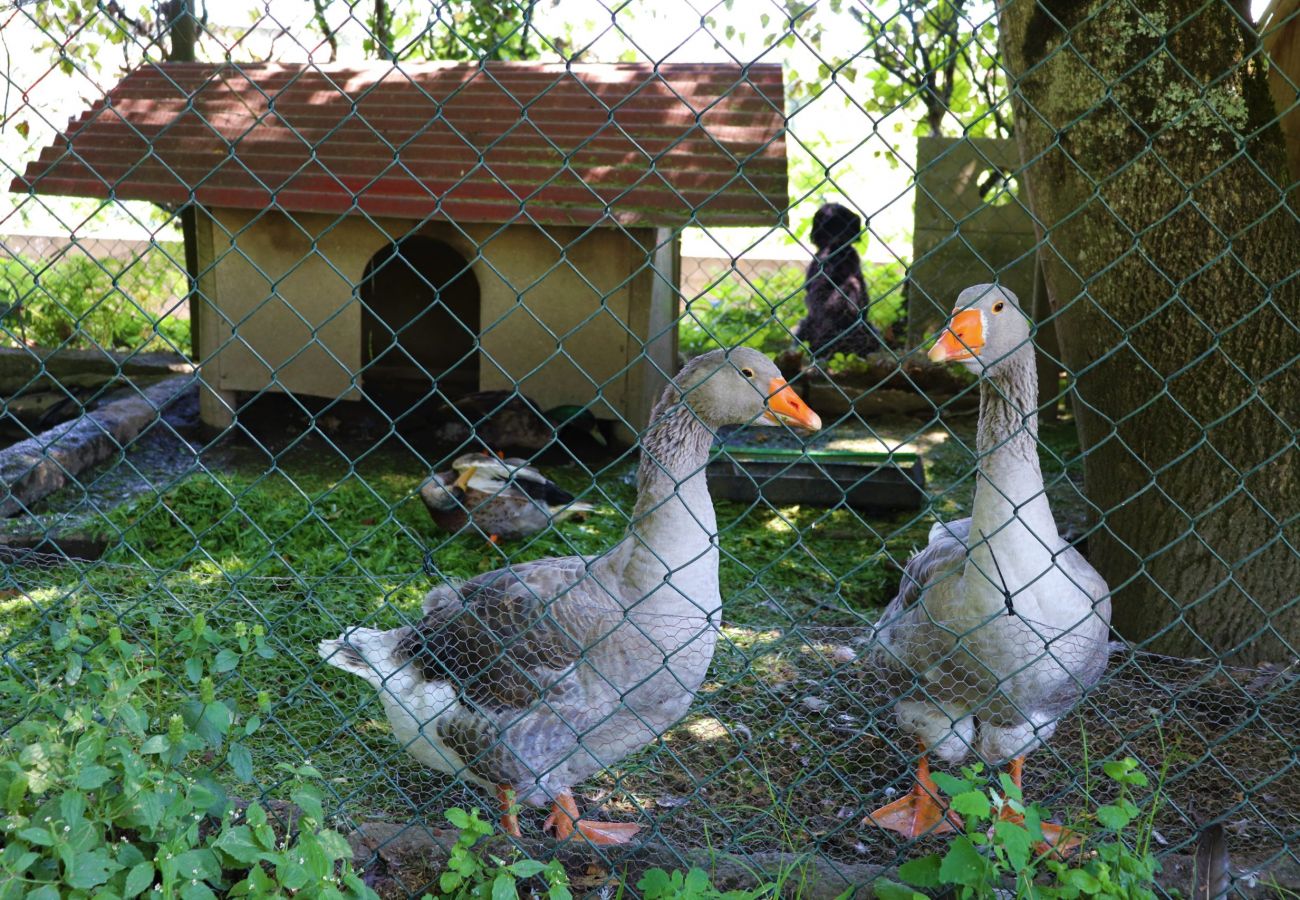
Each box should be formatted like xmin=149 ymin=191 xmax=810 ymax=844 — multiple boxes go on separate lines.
xmin=14 ymin=61 xmax=788 ymax=435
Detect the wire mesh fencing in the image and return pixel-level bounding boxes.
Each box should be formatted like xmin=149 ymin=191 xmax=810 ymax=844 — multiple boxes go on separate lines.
xmin=1 ymin=0 xmax=1298 ymax=897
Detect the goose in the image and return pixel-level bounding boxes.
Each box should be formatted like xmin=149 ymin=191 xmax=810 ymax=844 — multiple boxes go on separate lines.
xmin=320 ymin=348 xmax=822 ymax=844
xmin=865 ymin=284 xmax=1111 ymax=846
xmin=420 ymin=452 xmax=594 ymax=543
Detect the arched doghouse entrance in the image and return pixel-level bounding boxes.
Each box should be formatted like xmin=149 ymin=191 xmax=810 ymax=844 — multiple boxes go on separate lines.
xmin=360 ymin=236 xmax=479 ymax=410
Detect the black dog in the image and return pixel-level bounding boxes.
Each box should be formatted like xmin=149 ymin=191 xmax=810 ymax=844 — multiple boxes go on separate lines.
xmin=794 ymin=203 xmax=880 ymax=360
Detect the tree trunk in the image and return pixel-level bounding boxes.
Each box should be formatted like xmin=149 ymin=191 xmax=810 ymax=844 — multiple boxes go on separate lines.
xmin=373 ymin=0 xmax=395 ymax=60
xmin=1000 ymin=0 xmax=1300 ymax=663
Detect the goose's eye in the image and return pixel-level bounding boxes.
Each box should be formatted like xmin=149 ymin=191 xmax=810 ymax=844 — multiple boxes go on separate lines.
xmin=992 ymin=301 xmax=1006 ymax=314
xmin=741 ymin=367 xmax=755 ymax=378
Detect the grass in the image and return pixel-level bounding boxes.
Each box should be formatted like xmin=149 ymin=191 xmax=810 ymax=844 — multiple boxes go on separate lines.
xmin=0 ymin=410 xmax=1124 ymax=866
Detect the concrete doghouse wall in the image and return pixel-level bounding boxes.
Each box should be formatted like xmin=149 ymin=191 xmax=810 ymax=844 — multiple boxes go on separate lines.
xmin=907 ymin=137 xmax=1037 ymax=347
xmin=193 ymin=209 xmax=679 ymax=436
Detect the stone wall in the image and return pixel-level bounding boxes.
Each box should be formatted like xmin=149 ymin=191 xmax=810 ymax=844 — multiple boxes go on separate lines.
xmin=907 ymin=137 xmax=1037 ymax=347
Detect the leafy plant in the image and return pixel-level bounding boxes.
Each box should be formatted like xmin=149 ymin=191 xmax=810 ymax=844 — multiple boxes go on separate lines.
xmin=873 ymin=759 xmax=1162 ymax=900
xmin=636 ymin=867 xmax=772 ymax=900
xmin=0 ymin=609 xmax=376 ymax=900
xmin=433 ymin=806 xmax=571 ymax=900
xmin=0 ymin=252 xmax=189 ymax=354
xmin=679 ymin=262 xmax=906 ymax=359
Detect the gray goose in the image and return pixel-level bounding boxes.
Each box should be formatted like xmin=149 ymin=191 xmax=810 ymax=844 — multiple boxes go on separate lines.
xmin=866 ymin=285 xmax=1111 ymax=846
xmin=320 ymin=348 xmax=821 ymax=844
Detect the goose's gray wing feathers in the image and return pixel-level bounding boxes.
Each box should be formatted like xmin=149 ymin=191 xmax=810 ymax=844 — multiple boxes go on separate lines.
xmin=399 ymin=557 xmax=623 ymax=796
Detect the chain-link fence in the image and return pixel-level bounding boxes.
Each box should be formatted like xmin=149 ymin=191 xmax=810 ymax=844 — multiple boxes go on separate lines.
xmin=1 ymin=0 xmax=1297 ymax=897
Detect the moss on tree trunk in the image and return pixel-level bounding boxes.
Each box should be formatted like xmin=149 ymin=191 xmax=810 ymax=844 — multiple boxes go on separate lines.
xmin=1000 ymin=0 xmax=1300 ymax=662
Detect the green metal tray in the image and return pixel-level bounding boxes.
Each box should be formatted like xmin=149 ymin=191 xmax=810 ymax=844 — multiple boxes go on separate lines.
xmin=707 ymin=445 xmax=926 ymax=512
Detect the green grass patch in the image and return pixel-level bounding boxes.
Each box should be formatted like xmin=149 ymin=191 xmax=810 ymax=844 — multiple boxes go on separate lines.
xmin=0 ymin=415 xmax=1086 ymax=847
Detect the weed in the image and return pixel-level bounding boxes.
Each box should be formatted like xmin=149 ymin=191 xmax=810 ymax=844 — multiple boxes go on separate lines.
xmin=873 ymin=758 xmax=1162 ymax=900
xmin=431 ymin=807 xmax=571 ymax=899
xmin=0 ymin=252 xmax=189 ymax=354
xmin=0 ymin=608 xmax=375 ymax=899
xmin=636 ymin=867 xmax=769 ymax=900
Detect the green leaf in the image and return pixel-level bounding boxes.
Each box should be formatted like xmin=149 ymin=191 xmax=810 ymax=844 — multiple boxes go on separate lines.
xmin=227 ymin=744 xmax=253 ymax=783
xmin=124 ymin=861 xmax=155 ymax=898
xmin=140 ymin=735 xmax=170 ymax=755
xmin=509 ymin=859 xmax=547 ymax=878
xmin=1062 ymin=868 xmax=1101 ymax=892
xmin=1096 ymin=803 xmax=1133 ymax=831
xmin=213 ymin=649 xmax=240 ymax=673
xmin=66 ymin=653 xmax=83 ymax=685
xmin=1102 ymin=758 xmax=1147 ymax=787
xmin=938 ymin=837 xmax=987 ymax=888
xmin=74 ymin=765 xmax=112 ymax=790
xmin=896 ymin=855 xmax=941 ymax=888
xmin=930 ymin=772 xmax=972 ymax=797
xmin=872 ymin=878 xmax=926 ymax=900
xmin=170 ymin=849 xmax=220 ymax=884
xmin=59 ymin=790 xmax=87 ymax=825
xmin=131 ymin=790 xmax=165 ymax=830
xmin=6 ymin=772 xmax=28 ymax=809
xmin=118 ymin=703 xmax=149 ymax=736
xmin=65 ymin=847 xmax=115 ymax=890
xmin=317 ymin=828 xmax=353 ymax=861
xmin=180 ymin=881 xmax=217 ymax=900
xmin=291 ymin=785 xmax=324 ymax=823
xmin=18 ymin=827 xmax=54 ymax=846
xmin=184 ymin=657 xmax=203 ymax=683
xmin=992 ymin=819 xmax=1032 ymax=871
xmin=245 ymin=801 xmax=267 ymax=828
xmin=191 ymin=776 xmax=227 ymax=817
xmin=214 ymin=826 xmax=262 ymax=865
xmin=949 ymin=790 xmax=991 ymax=820
xmin=637 ymin=869 xmax=672 ymax=895
xmin=4 ymin=850 xmax=38 ymax=875
xmin=25 ymin=886 xmax=60 ymax=900
xmin=491 ymin=872 xmax=517 ymax=900
xmin=1023 ymin=804 xmax=1045 ymax=843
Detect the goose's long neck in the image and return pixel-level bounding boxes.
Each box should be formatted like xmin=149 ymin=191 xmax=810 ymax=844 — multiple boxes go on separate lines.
xmin=968 ymin=350 xmax=1058 ymax=602
xmin=611 ymin=402 xmax=720 ymax=618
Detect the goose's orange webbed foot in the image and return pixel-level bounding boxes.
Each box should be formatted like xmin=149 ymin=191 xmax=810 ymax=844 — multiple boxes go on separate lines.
xmin=496 ymin=785 xmax=521 ymax=838
xmin=864 ymin=748 xmax=962 ymax=838
xmin=997 ymin=756 xmax=1082 ymax=858
xmin=544 ymin=792 xmax=641 ymax=846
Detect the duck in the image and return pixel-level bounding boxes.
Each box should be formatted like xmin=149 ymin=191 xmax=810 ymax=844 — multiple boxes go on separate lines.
xmin=431 ymin=391 xmax=619 ymax=460
xmin=320 ymin=348 xmax=822 ymax=844
xmin=420 ymin=452 xmax=595 ymax=543
xmin=865 ymin=284 xmax=1111 ymax=847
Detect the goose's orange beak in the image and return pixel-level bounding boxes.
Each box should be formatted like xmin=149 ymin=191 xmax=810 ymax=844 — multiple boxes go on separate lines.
xmin=763 ymin=378 xmax=822 ymax=431
xmin=929 ymin=309 xmax=985 ymax=363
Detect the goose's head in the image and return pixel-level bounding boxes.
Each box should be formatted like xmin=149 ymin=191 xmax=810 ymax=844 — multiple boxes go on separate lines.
xmin=928 ymin=284 xmax=1031 ymax=377
xmin=675 ymin=347 xmax=822 ymax=431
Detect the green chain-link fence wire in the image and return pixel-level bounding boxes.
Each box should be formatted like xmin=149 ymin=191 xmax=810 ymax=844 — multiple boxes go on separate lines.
xmin=1 ymin=0 xmax=1297 ymax=896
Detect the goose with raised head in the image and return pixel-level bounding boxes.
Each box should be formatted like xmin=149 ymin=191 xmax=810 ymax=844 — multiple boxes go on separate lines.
xmin=865 ymin=284 xmax=1111 ymax=846
xmin=321 ymin=348 xmax=821 ymax=845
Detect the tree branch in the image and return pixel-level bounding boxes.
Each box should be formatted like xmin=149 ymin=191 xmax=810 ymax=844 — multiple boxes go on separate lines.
xmin=311 ymin=0 xmax=339 ymax=62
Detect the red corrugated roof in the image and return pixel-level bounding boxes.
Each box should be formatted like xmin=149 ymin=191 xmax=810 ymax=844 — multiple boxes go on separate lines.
xmin=13 ymin=61 xmax=788 ymax=227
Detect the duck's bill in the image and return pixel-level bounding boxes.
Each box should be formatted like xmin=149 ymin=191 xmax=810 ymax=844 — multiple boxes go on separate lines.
xmin=928 ymin=308 xmax=984 ymax=363
xmin=762 ymin=378 xmax=822 ymax=431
